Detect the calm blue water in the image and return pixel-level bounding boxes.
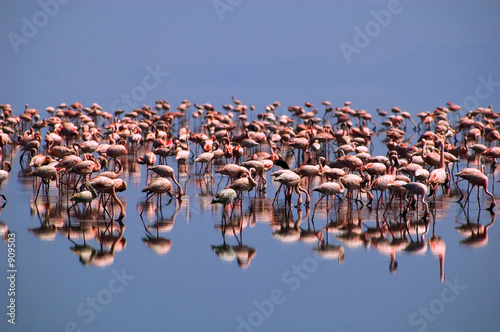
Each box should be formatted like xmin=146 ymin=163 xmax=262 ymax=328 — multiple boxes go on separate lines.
xmin=1 ymin=1 xmax=500 ymax=332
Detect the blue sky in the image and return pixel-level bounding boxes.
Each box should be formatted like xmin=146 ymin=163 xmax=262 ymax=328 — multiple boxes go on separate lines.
xmin=1 ymin=0 xmax=499 ymax=117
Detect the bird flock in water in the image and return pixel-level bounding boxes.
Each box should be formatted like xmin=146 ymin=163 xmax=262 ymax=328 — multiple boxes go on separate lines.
xmin=0 ymin=98 xmax=497 ymax=275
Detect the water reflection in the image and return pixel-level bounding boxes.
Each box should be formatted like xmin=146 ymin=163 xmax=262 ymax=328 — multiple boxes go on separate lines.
xmin=88 ymin=223 xmax=125 ymax=267
xmin=428 ymin=219 xmax=446 ymax=282
xmin=211 ymin=212 xmax=257 ymax=269
xmin=28 ymin=199 xmax=60 ymax=241
xmin=0 ymin=104 xmax=490 ymax=287
xmin=140 ymin=216 xmax=172 ymax=256
xmin=18 ymin=151 xmax=497 ymax=280
xmin=457 ymin=209 xmax=495 ymax=248
xmin=271 ymin=206 xmax=303 ymax=243
xmin=65 ymin=222 xmax=125 ymax=266
xmin=313 ymin=223 xmax=344 ymax=263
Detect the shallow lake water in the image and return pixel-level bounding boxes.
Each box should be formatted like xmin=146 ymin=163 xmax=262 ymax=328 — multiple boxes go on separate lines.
xmin=1 ymin=1 xmax=499 ymax=331
xmin=0 ymin=121 xmax=498 ymax=332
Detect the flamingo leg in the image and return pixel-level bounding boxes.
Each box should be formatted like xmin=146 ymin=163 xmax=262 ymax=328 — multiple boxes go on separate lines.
xmin=312 ymin=194 xmax=324 ymax=220
xmin=273 ymin=184 xmax=283 ymax=205
xmin=383 ymin=194 xmax=394 ymax=216
xmin=297 ymin=185 xmax=310 ymax=206
xmin=463 ymin=185 xmax=475 ymax=208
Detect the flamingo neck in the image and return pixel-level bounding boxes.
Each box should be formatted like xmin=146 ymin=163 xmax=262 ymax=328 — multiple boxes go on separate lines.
xmin=439 ymin=141 xmax=445 ymax=169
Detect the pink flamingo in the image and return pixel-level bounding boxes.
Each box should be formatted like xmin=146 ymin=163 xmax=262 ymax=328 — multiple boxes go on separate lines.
xmin=428 ymin=140 xmax=448 ymax=198
xmin=456 ymin=165 xmax=495 ymax=210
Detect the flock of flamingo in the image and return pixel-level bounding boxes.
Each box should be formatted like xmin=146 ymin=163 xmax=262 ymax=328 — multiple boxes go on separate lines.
xmin=0 ymin=98 xmax=496 ymax=273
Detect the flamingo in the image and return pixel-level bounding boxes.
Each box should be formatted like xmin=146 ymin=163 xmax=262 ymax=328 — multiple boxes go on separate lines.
xmin=82 ymin=176 xmax=126 ymax=221
xmin=311 ymin=181 xmax=345 ymax=219
xmin=97 ymin=159 xmax=124 ymax=179
xmin=240 ymin=160 xmax=267 ymax=190
xmin=0 ymin=161 xmax=11 ymax=202
xmin=482 ymin=147 xmax=500 ymax=165
xmin=226 ymin=168 xmax=258 ymax=200
xmin=421 ymin=139 xmax=441 ymax=168
xmin=339 ymin=173 xmax=370 ymax=206
xmin=402 ymin=182 xmax=429 ymax=217
xmin=106 ymin=138 xmax=128 ymax=171
xmin=398 ymin=160 xmax=422 ymax=180
xmin=140 ymin=178 xmax=173 ymax=217
xmin=456 ymin=166 xmax=495 ymax=210
xmin=73 ymin=136 xmax=100 ymax=155
xmin=137 ymin=151 xmax=157 ymax=168
xmin=31 ymin=161 xmax=60 ymax=200
xmin=360 ymin=162 xmax=387 ymax=179
xmin=428 ymin=140 xmax=448 ymax=198
xmin=29 ymin=151 xmax=53 ymax=169
xmin=336 ymin=155 xmax=363 ymax=173
xmin=68 ymin=155 xmax=101 ymax=190
xmin=383 ymin=180 xmax=408 ymax=215
xmin=214 ymin=163 xmax=250 ymax=188
xmin=194 ymin=147 xmax=215 ymax=176
xmin=69 ymin=184 xmax=98 ymax=218
xmin=47 ymin=141 xmax=76 ymax=159
xmin=293 ymin=158 xmax=323 ymax=191
xmin=211 ymin=188 xmax=238 ymax=222
xmin=148 ymin=165 xmax=183 ymax=197
xmin=175 ymin=145 xmax=190 ymax=177
xmin=368 ymin=155 xmax=398 ymax=208
xmin=271 ymin=169 xmax=310 ymax=206
xmin=468 ymin=143 xmax=487 ymax=166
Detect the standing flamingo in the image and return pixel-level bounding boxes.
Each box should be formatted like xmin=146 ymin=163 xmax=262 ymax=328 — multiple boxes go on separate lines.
xmin=106 ymin=138 xmax=128 ymax=171
xmin=311 ymin=181 xmax=345 ymax=219
xmin=31 ymin=162 xmax=59 ymax=200
xmin=211 ymin=188 xmax=238 ymax=222
xmin=69 ymin=184 xmax=98 ymax=218
xmin=368 ymin=154 xmax=398 ymax=208
xmin=140 ymin=178 xmax=173 ymax=217
xmin=271 ymin=169 xmax=310 ymax=206
xmin=0 ymin=161 xmax=12 ymax=202
xmin=339 ymin=173 xmax=370 ymax=206
xmin=402 ymin=182 xmax=429 ymax=217
xmin=82 ymin=176 xmax=126 ymax=221
xmin=148 ymin=165 xmax=184 ymax=197
xmin=226 ymin=168 xmax=258 ymax=200
xmin=456 ymin=166 xmax=495 ymax=210
xmin=428 ymin=140 xmax=448 ymax=198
